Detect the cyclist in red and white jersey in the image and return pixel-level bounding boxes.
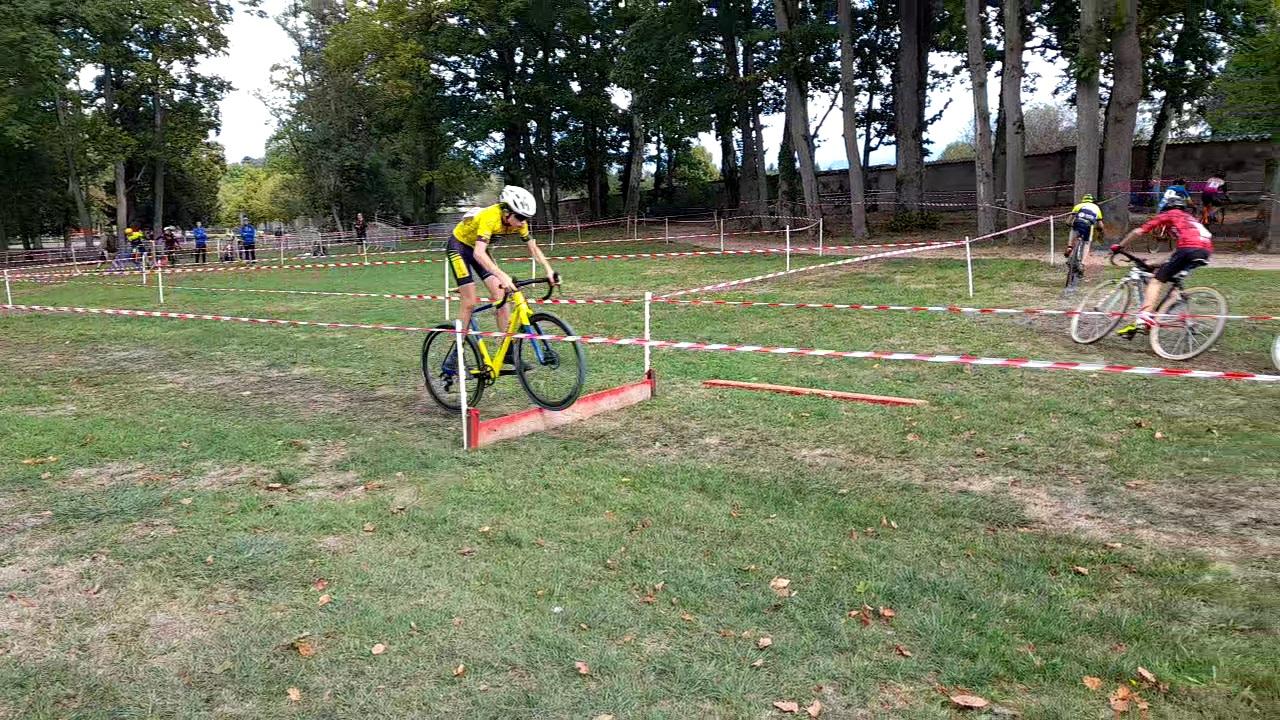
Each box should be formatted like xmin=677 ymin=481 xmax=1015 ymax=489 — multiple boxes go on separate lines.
xmin=1110 ymin=195 xmax=1213 ymax=335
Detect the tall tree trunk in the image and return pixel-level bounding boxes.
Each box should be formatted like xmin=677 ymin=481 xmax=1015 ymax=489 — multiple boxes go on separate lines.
xmin=862 ymin=94 xmax=875 ymax=207
xmin=741 ymin=39 xmax=769 ymax=209
xmin=624 ymin=110 xmax=644 ymax=216
xmin=994 ymin=74 xmax=1006 ymax=201
xmin=103 ymin=66 xmax=127 ymax=251
xmin=540 ymin=117 xmax=559 ymax=223
xmin=964 ymin=0 xmax=996 ymax=237
xmin=718 ymin=114 xmax=741 ymax=208
xmin=1144 ymin=8 xmax=1199 ymax=188
xmin=1265 ymin=158 xmax=1280 ymax=253
xmin=652 ymin=132 xmax=665 ymax=199
xmin=1002 ymin=0 xmax=1027 ymax=239
xmin=153 ymin=86 xmax=165 ymax=233
xmin=726 ymin=31 xmax=759 ymax=209
xmin=773 ymin=0 xmax=820 ymax=217
xmin=55 ymin=94 xmax=92 ymax=234
xmin=1100 ymin=0 xmax=1142 ymax=230
xmin=1073 ymin=0 xmax=1102 ymax=200
xmin=894 ymin=0 xmax=929 ymax=214
xmin=778 ymin=111 xmax=798 ymax=209
xmin=837 ymin=0 xmax=869 ymax=238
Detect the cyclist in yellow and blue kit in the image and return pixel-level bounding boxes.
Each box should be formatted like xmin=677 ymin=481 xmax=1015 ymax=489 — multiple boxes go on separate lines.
xmin=447 ymin=186 xmax=558 ymax=344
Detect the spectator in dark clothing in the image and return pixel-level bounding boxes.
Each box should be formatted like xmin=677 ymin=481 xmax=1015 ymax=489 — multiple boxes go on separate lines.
xmin=193 ymin=222 xmax=208 ymax=264
xmin=163 ymin=227 xmax=180 ymax=266
xmin=240 ymin=221 xmax=257 ymax=262
xmin=354 ymin=213 xmax=368 ymax=249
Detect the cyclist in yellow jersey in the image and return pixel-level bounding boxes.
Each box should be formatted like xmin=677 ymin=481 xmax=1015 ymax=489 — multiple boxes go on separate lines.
xmin=448 ymin=186 xmax=558 ymax=343
xmin=1063 ymin=193 xmax=1106 ymax=265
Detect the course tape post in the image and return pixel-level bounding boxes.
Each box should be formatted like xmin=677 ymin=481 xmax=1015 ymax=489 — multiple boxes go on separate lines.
xmin=4 ymin=303 xmax=1277 ymax=383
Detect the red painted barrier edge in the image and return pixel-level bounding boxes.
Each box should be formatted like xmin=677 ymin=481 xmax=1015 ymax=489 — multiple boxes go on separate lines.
xmin=466 ymin=370 xmax=656 ymax=449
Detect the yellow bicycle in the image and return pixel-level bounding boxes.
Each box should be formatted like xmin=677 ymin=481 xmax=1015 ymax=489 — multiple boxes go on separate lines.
xmin=422 ymin=276 xmax=586 ymax=411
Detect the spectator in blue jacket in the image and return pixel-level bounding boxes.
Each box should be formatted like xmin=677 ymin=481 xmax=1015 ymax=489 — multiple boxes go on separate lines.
xmin=240 ymin=220 xmax=257 ymax=262
xmin=192 ymin=221 xmax=209 ymax=264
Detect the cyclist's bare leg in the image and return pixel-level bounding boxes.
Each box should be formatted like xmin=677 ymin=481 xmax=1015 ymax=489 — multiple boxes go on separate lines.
xmin=456 ymin=283 xmax=479 ymax=332
xmin=1140 ymin=278 xmax=1165 ymax=314
xmin=483 ymin=274 xmax=511 ymax=333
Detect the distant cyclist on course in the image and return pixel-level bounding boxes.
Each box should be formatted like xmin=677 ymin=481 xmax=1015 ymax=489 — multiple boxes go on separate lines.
xmin=1063 ymin=193 xmax=1106 ymax=266
xmin=1110 ymin=195 xmax=1213 ymax=336
xmin=447 ymin=185 xmax=558 ymax=345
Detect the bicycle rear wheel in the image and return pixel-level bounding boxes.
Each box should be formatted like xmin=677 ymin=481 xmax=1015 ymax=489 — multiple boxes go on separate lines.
xmin=1150 ymin=287 xmax=1227 ymax=361
xmin=1064 ymin=242 xmax=1086 ymax=289
xmin=1071 ymin=279 xmax=1132 ymax=344
xmin=422 ymin=324 xmax=486 ymax=411
xmin=514 ymin=312 xmax=586 ymax=410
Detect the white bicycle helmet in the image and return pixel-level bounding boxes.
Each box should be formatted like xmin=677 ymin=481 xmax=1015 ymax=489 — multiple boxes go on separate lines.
xmin=499 ymin=185 xmax=537 ymax=218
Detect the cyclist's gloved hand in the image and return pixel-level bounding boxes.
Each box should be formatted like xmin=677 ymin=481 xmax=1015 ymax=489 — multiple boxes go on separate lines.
xmin=551 ymin=271 xmax=561 ymax=286
xmin=1109 ymin=244 xmax=1122 ymax=253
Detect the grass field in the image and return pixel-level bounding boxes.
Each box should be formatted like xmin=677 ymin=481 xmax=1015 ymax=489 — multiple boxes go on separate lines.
xmin=2 ymin=228 xmax=1278 ymax=719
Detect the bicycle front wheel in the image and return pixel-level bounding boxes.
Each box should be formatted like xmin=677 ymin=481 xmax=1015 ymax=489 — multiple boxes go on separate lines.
xmin=1071 ymin=279 xmax=1132 ymax=344
xmin=1150 ymin=287 xmax=1228 ymax=361
xmin=422 ymin=324 xmax=486 ymax=411
xmin=514 ymin=312 xmax=587 ymax=410
xmin=1064 ymin=243 xmax=1086 ymax=289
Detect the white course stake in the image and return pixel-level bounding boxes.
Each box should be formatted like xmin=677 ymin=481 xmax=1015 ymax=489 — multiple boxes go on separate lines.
xmin=279 ymin=239 xmax=285 ymax=265
xmin=157 ymin=266 xmax=165 ymax=304
xmin=71 ymin=246 xmax=79 ymax=275
xmin=455 ymin=319 xmax=469 ymax=450
xmin=719 ymin=218 xmax=725 ymax=252
xmin=664 ymin=217 xmax=669 ymax=244
xmin=443 ymin=259 xmax=451 ymax=321
xmin=965 ymin=235 xmax=974 ymax=298
xmin=785 ymin=225 xmax=791 ymax=272
xmin=818 ymin=216 xmax=824 ymax=256
xmin=4 ymin=269 xmax=11 ymax=305
xmin=577 ymin=221 xmax=582 ymax=243
xmin=550 ymin=224 xmax=555 ymax=251
xmin=643 ymin=291 xmax=652 ymax=374
xmin=362 ymin=240 xmax=369 ymax=266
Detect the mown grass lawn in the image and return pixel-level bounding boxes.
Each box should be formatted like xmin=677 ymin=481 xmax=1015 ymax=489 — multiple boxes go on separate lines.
xmin=2 ymin=237 xmax=1278 ymax=719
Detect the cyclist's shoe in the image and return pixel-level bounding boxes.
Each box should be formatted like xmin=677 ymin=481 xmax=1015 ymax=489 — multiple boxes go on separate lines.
xmin=1063 ymin=246 xmax=1074 ymax=258
xmin=1115 ymin=312 xmax=1157 ymax=339
xmin=1115 ymin=323 xmax=1140 ymax=339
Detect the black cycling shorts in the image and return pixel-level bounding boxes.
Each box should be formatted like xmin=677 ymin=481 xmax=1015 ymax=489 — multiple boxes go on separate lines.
xmin=1155 ymin=248 xmax=1210 ymax=283
xmin=446 ymin=238 xmax=493 ymax=287
xmin=1202 ymin=193 xmax=1224 ymax=208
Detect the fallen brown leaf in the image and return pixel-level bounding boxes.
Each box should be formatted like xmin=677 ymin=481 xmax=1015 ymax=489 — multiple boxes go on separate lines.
xmin=1072 ymin=566 xmax=1090 ymax=576
xmin=286 ymin=687 xmax=301 ymax=703
xmin=370 ymin=643 xmax=386 ymax=655
xmin=1109 ymin=686 xmax=1133 ymax=712
xmin=769 ymin=577 xmax=792 ymax=597
xmin=718 ymin=629 xmax=736 ymax=637
xmin=1082 ymin=676 xmax=1103 ymax=691
xmin=848 ymin=529 xmax=859 ymax=540
xmin=773 ymin=700 xmax=800 ymax=713
xmin=750 ymin=658 xmax=764 ymax=668
xmin=878 ymin=606 xmax=896 ymax=620
xmin=40 ymin=471 xmax=53 ymax=480
xmin=204 ymin=555 xmax=214 ymax=565
xmin=593 ymin=715 xmax=615 ymax=720
xmin=362 ymin=523 xmax=376 ymax=533
xmin=574 ymin=660 xmax=590 ymax=675
xmin=317 ymin=594 xmax=332 ymax=607
xmin=1105 ymin=542 xmax=1124 ymax=549
xmin=457 ymin=546 xmax=476 ymax=557
xmin=452 ymin=617 xmax=464 ymax=628
xmin=1154 ymin=431 xmax=1166 ymax=440
xmin=640 ymin=594 xmax=656 ymax=604
xmin=894 ymin=644 xmax=912 ymax=657
xmin=1137 ymin=666 xmax=1157 ymax=685
xmin=295 ymin=641 xmax=316 ymax=657
xmin=680 ymin=612 xmax=694 ymax=622
xmin=390 ymin=505 xmax=407 ymax=515
xmin=21 ymin=456 xmax=59 ymax=466
xmin=1111 ymin=643 xmax=1129 ymax=653
xmin=757 ymin=636 xmax=774 ymax=649
xmin=653 ymin=581 xmax=666 ymax=592
xmin=453 ymin=664 xmax=466 ymax=677
xmin=179 ymin=497 xmax=193 ymax=506
xmin=950 ymin=694 xmax=990 ymax=710
xmin=312 ymin=578 xmax=329 ymax=591
xmin=266 ymin=483 xmax=284 ymax=490
xmin=806 ymin=699 xmax=823 ymax=717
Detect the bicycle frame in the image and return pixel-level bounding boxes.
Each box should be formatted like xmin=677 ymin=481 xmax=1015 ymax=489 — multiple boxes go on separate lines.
xmin=466 ymin=278 xmax=558 ymax=382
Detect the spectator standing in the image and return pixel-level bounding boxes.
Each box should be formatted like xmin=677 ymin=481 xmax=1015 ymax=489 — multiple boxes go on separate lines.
xmin=240 ymin=220 xmax=257 ymax=262
xmin=192 ymin=221 xmax=209 ymax=264
xmin=163 ymin=226 xmax=180 ymax=266
xmin=354 ymin=212 xmax=367 ymax=250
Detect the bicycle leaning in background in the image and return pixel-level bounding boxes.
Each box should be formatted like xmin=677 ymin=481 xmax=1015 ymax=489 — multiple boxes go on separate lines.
xmin=1069 ymin=249 xmax=1227 ymax=361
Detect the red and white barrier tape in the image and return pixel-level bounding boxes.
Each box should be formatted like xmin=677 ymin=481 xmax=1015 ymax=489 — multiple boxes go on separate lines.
xmin=76 ymin=280 xmax=1277 ymax=322
xmin=4 ymin=302 xmax=1276 ymax=383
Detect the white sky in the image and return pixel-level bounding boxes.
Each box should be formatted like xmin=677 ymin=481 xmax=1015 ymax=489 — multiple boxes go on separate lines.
xmin=207 ymin=4 xmax=1066 ymax=170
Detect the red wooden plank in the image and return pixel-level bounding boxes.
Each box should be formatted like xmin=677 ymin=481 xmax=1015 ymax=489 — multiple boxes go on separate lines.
xmin=468 ymin=371 xmax=656 ymax=449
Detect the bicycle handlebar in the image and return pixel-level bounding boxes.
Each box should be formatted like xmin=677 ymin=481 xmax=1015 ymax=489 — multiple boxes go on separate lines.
xmin=492 ymin=274 xmax=559 ymax=310
xmin=1109 ymin=248 xmax=1155 ymax=271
